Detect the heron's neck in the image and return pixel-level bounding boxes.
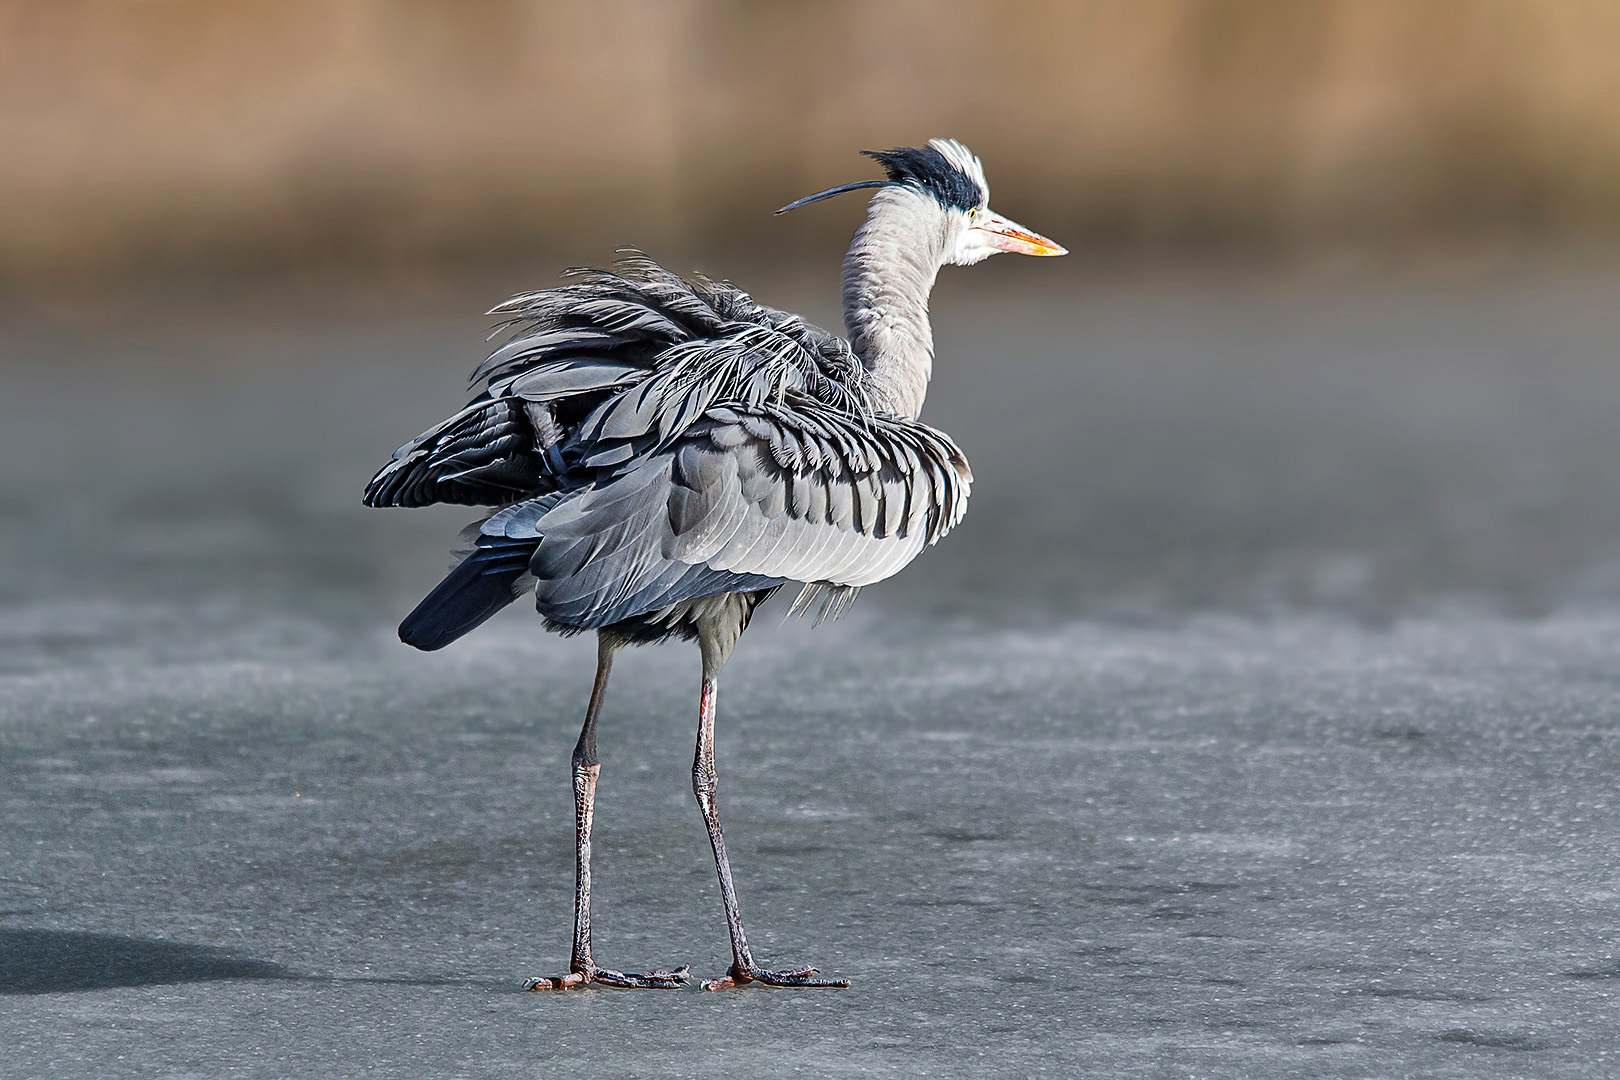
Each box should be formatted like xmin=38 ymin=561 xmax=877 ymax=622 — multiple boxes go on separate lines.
xmin=842 ymin=193 xmax=946 ymax=420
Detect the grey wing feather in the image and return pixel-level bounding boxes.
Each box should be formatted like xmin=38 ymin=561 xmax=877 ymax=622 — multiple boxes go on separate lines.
xmin=482 ymin=400 xmax=969 ymax=629
xmin=366 ymin=254 xmax=875 ymax=511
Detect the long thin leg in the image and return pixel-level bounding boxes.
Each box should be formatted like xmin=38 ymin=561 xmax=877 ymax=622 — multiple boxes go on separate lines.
xmin=526 ymin=635 xmax=689 ymax=990
xmin=693 ymin=672 xmax=849 ymax=991
xmin=566 ymin=638 xmax=611 ymax=972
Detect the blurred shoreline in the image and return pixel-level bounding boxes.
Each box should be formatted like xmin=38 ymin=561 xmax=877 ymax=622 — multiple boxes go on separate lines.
xmin=6 ymin=0 xmax=1620 ymax=302
xmin=8 ymin=235 xmax=1619 ymax=333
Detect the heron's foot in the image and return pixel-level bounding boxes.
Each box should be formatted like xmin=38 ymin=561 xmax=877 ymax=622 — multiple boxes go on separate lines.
xmin=701 ymin=961 xmax=850 ymax=991
xmin=525 ymin=963 xmax=691 ymax=991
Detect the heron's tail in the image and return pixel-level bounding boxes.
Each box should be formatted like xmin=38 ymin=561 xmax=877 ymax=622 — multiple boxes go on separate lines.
xmin=398 ymin=537 xmax=537 ymax=651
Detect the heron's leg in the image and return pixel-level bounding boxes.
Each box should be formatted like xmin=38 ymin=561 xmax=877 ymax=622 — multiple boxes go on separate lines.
xmin=692 ymin=670 xmax=849 ymax=991
xmin=526 ymin=635 xmax=689 ymax=991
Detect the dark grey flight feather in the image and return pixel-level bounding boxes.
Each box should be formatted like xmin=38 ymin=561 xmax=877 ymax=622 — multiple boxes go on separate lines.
xmin=365 ymin=253 xmax=971 ymax=649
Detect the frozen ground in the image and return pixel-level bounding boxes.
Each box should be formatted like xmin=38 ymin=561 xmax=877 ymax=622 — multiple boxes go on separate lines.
xmin=3 ymin=262 xmax=1620 ymax=1077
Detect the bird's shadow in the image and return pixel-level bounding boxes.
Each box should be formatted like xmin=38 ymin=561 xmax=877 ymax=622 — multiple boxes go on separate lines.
xmin=0 ymin=928 xmax=517 ymax=995
xmin=0 ymin=928 xmax=288 ymax=994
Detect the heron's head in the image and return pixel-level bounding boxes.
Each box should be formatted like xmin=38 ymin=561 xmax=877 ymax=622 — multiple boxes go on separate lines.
xmin=778 ymin=138 xmax=1066 ymax=266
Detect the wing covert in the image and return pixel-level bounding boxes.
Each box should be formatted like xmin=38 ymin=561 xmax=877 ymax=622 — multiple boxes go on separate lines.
xmin=474 ymin=400 xmax=970 ymax=628
xmin=666 ymin=404 xmax=970 ymax=585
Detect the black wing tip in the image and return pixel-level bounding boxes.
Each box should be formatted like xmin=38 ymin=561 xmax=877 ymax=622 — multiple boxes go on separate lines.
xmin=362 ymin=471 xmax=396 ymax=508
xmin=362 ymin=477 xmax=396 ymax=509
xmin=398 ymin=620 xmax=457 ymax=651
xmin=363 ymin=466 xmax=425 ymax=509
xmin=396 ymin=540 xmax=537 ymax=651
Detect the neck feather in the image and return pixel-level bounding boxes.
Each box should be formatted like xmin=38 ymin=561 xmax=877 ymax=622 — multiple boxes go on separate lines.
xmin=842 ymin=191 xmax=947 ymax=420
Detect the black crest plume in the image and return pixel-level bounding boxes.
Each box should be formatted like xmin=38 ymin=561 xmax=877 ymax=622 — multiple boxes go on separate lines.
xmin=776 ymin=140 xmax=986 ymax=215
xmin=862 ymin=145 xmax=983 ymax=212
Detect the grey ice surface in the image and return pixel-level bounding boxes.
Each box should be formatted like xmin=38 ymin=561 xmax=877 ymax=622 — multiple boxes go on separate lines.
xmin=3 ymin=262 xmax=1620 ymax=1077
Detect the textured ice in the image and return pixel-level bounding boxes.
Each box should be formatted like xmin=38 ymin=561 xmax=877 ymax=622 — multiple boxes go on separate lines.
xmin=4 ymin=607 xmax=1619 ymax=1076
xmin=4 ymin=267 xmax=1620 ymax=1077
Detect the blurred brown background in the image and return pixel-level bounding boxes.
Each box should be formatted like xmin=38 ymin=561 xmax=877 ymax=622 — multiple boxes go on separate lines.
xmin=5 ymin=0 xmax=1620 ymax=299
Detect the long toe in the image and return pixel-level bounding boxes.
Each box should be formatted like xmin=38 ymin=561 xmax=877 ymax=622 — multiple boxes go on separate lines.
xmin=702 ymin=963 xmax=850 ymax=991
xmin=526 ymin=964 xmax=691 ymax=991
xmin=592 ymin=965 xmax=692 ymax=989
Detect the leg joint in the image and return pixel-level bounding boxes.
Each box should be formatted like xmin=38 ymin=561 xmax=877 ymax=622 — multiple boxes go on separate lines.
xmin=691 ymin=762 xmax=717 ymax=800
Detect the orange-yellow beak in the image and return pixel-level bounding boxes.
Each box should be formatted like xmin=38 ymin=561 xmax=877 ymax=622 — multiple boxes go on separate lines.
xmin=972 ymin=210 xmax=1068 ymax=256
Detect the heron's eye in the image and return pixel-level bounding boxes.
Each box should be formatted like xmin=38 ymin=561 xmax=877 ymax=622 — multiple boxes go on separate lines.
xmin=967 ymin=208 xmax=978 ymax=219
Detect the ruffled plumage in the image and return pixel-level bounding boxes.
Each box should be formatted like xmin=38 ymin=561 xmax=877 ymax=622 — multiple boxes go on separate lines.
xmin=365 ymin=255 xmax=971 ymax=646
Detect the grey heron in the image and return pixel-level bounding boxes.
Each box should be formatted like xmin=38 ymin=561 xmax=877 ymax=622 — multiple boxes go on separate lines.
xmin=364 ymin=139 xmax=1066 ymax=990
